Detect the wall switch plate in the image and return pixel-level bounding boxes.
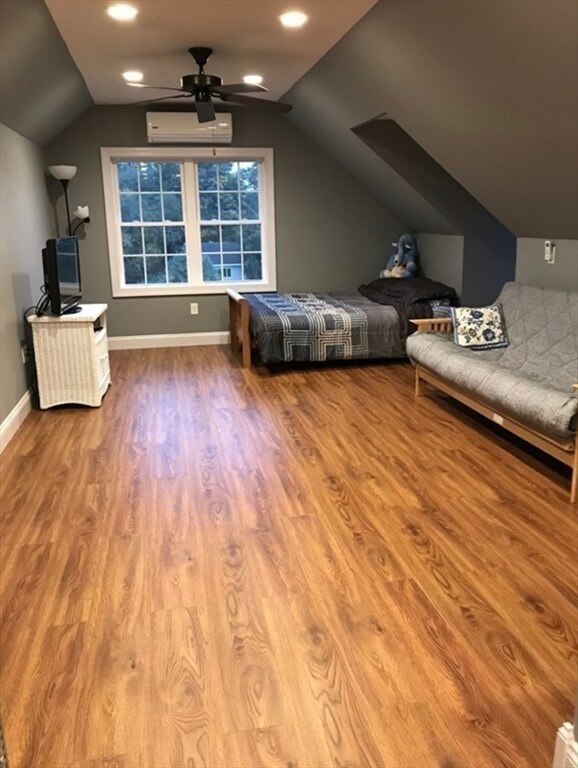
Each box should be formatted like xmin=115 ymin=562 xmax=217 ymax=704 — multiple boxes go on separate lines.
xmin=190 ymin=302 xmax=199 ymax=315
xmin=21 ymin=345 xmax=28 ymax=364
xmin=544 ymin=240 xmax=556 ymax=264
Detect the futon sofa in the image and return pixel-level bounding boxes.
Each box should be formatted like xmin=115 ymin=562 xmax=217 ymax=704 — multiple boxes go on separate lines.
xmin=406 ymin=282 xmax=578 ymax=501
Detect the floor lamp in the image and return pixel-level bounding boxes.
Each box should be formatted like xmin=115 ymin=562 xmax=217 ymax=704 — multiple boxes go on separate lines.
xmin=48 ymin=165 xmax=77 ymax=235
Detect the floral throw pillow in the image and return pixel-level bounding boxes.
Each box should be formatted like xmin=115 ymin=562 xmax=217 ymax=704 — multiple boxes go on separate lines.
xmin=451 ymin=305 xmax=509 ymax=350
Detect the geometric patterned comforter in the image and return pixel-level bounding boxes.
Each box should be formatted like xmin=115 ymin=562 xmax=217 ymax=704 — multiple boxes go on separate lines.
xmin=245 ymin=291 xmax=404 ymax=364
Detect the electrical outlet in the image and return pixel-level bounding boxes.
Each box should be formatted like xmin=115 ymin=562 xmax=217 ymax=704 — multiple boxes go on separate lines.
xmin=190 ymin=302 xmax=199 ymax=315
xmin=21 ymin=345 xmax=28 ymax=365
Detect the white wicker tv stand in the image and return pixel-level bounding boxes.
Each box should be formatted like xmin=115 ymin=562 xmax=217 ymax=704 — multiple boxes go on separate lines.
xmin=28 ymin=303 xmax=111 ymax=409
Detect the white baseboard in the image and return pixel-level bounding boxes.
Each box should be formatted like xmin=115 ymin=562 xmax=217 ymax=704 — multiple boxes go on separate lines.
xmin=0 ymin=389 xmax=32 ymax=454
xmin=108 ymin=331 xmax=230 ymax=351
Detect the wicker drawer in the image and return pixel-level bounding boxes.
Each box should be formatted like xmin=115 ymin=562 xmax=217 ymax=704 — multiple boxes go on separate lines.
xmin=95 ymin=328 xmax=110 ymax=376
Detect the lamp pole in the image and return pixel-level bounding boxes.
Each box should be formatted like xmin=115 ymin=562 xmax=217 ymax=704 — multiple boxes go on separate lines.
xmin=62 ymin=180 xmax=72 ymax=235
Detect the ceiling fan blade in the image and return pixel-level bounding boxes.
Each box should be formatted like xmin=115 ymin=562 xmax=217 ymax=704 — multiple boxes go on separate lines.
xmin=127 ymin=83 xmax=190 ymax=94
xmin=218 ymin=92 xmax=293 ymax=113
xmin=195 ymin=99 xmax=216 ymax=123
xmin=130 ymin=94 xmax=191 ymax=106
xmin=213 ymin=83 xmax=268 ymax=95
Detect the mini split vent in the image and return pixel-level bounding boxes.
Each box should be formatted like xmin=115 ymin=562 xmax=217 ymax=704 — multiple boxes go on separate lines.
xmin=146 ymin=112 xmax=233 ymax=144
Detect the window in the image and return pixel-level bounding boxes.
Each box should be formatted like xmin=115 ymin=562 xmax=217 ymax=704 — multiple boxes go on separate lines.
xmin=198 ymin=160 xmax=263 ymax=283
xmin=117 ymin=161 xmax=187 ymax=286
xmin=101 ymin=147 xmax=276 ymax=296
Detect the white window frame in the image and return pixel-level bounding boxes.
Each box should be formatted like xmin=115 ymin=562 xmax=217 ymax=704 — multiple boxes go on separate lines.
xmin=101 ymin=146 xmax=277 ymax=296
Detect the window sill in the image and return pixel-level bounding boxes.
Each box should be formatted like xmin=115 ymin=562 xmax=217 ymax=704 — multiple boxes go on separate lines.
xmin=112 ymin=280 xmax=276 ymax=298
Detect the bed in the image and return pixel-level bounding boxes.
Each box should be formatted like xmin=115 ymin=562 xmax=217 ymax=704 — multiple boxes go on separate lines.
xmin=227 ymin=278 xmax=457 ymax=368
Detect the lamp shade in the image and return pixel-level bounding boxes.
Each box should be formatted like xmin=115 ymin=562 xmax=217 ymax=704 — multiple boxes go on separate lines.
xmin=74 ymin=205 xmax=90 ymax=220
xmin=49 ymin=165 xmax=77 ymax=181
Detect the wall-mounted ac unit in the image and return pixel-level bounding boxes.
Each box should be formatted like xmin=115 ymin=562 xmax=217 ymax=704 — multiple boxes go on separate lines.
xmin=146 ymin=112 xmax=233 ymax=144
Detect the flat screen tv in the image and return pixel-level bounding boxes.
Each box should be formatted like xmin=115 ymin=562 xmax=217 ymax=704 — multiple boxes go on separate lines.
xmin=42 ymin=236 xmax=82 ymax=315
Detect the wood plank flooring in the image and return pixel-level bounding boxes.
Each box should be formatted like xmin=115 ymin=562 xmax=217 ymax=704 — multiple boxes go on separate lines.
xmin=0 ymin=346 xmax=576 ymax=768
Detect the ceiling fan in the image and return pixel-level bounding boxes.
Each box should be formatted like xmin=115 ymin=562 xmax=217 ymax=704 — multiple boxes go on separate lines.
xmin=128 ymin=46 xmax=293 ymax=123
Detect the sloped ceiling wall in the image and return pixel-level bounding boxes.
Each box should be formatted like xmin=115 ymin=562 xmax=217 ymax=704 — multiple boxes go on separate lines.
xmin=285 ymin=0 xmax=578 ymax=238
xmin=0 ymin=0 xmax=92 ymax=146
xmin=355 ymin=119 xmax=516 ymax=303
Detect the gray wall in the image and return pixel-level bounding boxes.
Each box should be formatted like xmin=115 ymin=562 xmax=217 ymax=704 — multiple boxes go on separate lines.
xmin=416 ymin=234 xmax=464 ymax=296
xmin=0 ymin=123 xmax=54 ymax=422
xmin=0 ymin=0 xmax=92 ymax=146
xmin=285 ymin=0 xmax=578 ymax=238
xmin=45 ymin=105 xmax=405 ymax=337
xmin=516 ymin=239 xmax=578 ymax=292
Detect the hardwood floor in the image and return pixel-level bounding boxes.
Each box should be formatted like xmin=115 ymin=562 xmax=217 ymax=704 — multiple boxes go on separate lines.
xmin=1 ymin=345 xmax=576 ymax=768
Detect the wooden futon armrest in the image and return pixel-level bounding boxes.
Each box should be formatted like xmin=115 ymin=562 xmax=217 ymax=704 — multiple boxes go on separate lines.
xmin=410 ymin=317 xmax=453 ymax=334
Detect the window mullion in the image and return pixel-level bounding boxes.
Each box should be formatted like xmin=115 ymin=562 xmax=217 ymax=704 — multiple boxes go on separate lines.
xmin=137 ymin=163 xmax=145 ymax=260
xmin=218 ymin=201 xmax=224 ymax=281
xmin=258 ymin=159 xmax=267 ymax=283
xmin=216 ymin=171 xmax=222 ymax=283
xmin=183 ymin=159 xmax=201 ymax=286
xmin=113 ymin=163 xmax=126 ymax=290
xmin=238 ymin=178 xmax=244 ymax=281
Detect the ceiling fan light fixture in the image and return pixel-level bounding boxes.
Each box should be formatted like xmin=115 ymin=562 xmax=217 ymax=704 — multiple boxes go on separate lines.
xmin=279 ymin=11 xmax=308 ymax=28
xmin=125 ymin=46 xmax=292 ymax=116
xmin=107 ymin=3 xmax=139 ymax=21
xmin=243 ymin=75 xmax=263 ymax=86
xmin=123 ymin=70 xmax=144 ymax=82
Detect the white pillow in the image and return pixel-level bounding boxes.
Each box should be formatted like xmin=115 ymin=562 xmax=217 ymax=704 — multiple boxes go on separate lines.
xmin=451 ymin=305 xmax=509 ymax=350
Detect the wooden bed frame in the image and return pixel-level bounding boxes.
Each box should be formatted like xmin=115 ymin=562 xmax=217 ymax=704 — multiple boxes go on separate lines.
xmin=226 ymin=288 xmax=252 ymax=368
xmin=411 ymin=318 xmax=578 ymax=503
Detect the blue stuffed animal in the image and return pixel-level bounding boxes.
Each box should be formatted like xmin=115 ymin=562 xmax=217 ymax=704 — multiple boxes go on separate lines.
xmin=379 ymin=233 xmax=419 ymax=278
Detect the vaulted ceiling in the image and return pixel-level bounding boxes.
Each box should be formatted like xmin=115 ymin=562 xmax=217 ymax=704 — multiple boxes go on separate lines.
xmin=285 ymin=0 xmax=578 ymax=238
xmin=0 ymin=0 xmax=92 ymax=146
xmin=44 ymin=0 xmax=377 ymax=105
xmin=1 ymin=0 xmax=576 ymax=238
xmin=0 ymin=0 xmax=376 ymax=144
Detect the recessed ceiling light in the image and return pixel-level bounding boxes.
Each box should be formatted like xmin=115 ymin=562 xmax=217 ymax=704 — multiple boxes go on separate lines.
xmin=279 ymin=11 xmax=308 ymax=28
xmin=243 ymin=74 xmax=263 ymax=85
xmin=107 ymin=4 xmax=139 ymax=21
xmin=123 ymin=70 xmax=144 ymax=82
